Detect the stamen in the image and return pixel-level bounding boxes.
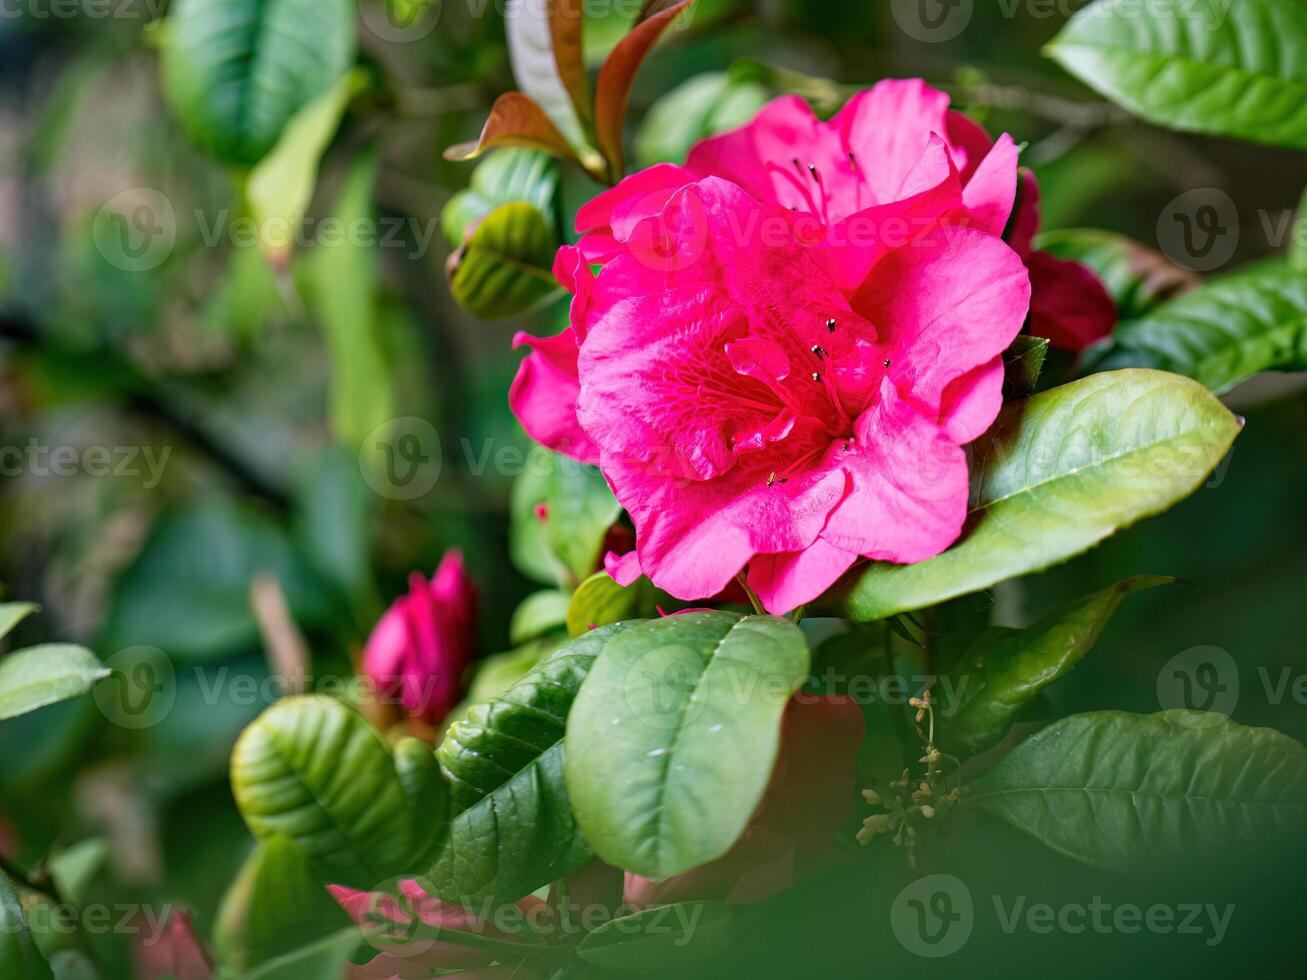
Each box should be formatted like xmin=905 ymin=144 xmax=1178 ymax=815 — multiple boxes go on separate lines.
xmin=811 ymin=372 xmax=822 ymax=383
xmin=767 ymin=472 xmax=777 ymax=487
xmin=847 ymin=152 xmax=859 ymax=172
xmin=883 ymin=358 xmax=892 ymax=368
xmin=811 ymin=345 xmax=828 ymax=358
xmin=808 ymin=164 xmax=821 ymax=182
xmin=826 ymin=318 xmax=837 ymax=332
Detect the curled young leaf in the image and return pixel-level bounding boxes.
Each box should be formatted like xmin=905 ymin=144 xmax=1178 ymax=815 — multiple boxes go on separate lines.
xmin=593 ymin=0 xmax=693 ymax=180
xmin=445 ymin=92 xmax=590 ymax=171
xmin=936 ymin=576 xmax=1172 ymax=757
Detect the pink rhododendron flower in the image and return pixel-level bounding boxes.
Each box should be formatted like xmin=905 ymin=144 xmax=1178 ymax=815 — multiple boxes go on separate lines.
xmin=331 ymin=879 xmax=547 ymax=979
xmin=624 ymin=694 xmax=864 ymax=907
xmin=511 ymin=80 xmax=1066 ymax=613
xmin=134 ymin=909 xmax=214 ymax=980
xmin=362 ymin=549 xmax=477 ymax=725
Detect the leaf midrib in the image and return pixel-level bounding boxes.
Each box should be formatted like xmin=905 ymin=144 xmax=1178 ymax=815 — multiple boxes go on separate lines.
xmin=971 ymin=784 xmax=1307 ymax=811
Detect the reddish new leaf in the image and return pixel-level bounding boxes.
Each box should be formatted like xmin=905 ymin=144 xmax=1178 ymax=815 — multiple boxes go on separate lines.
xmin=551 ymin=0 xmax=591 ymax=125
xmin=445 ymin=92 xmax=583 ymax=167
xmin=593 ymin=0 xmax=692 ymax=180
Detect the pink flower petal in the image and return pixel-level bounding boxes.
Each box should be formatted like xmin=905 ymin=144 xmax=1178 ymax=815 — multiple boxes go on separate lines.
xmin=960 ymin=133 xmax=1020 ymax=239
xmin=510 ymin=328 xmax=601 ymax=465
xmin=937 ymin=356 xmax=1006 ymax=445
xmin=852 ymin=226 xmax=1030 ymax=416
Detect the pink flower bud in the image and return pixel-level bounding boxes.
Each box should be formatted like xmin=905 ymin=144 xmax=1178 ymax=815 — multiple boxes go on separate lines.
xmin=362 ymin=549 xmax=477 ymax=726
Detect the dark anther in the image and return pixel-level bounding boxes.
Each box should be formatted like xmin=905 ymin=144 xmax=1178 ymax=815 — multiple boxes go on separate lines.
xmin=826 ymin=318 xmax=837 ymax=332
xmin=811 ymin=372 xmax=822 ymax=382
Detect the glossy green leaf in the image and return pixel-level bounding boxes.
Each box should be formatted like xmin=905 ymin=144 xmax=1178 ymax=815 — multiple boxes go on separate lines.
xmin=566 ymin=612 xmax=810 ymax=878
xmin=425 ymin=626 xmax=631 ymax=904
xmin=1001 ymin=336 xmax=1049 ymax=400
xmin=441 ymin=149 xmax=561 ymax=248
xmin=831 ymin=370 xmax=1240 ymax=621
xmin=567 ymin=572 xmax=654 ymax=638
xmin=937 ymin=577 xmax=1172 ymax=757
xmin=1036 ymin=228 xmax=1197 ymax=321
xmin=576 ymin=902 xmax=734 ymax=971
xmin=510 ymin=589 xmax=572 ymax=645
xmin=1047 ymin=0 xmax=1307 ymax=149
xmin=968 ymin=710 xmax=1307 ymax=870
xmin=0 ymin=603 xmax=38 ymax=641
xmin=1111 ymin=260 xmax=1307 ymax=393
xmin=0 ymin=645 xmax=109 ymax=721
xmin=161 ymin=0 xmax=357 ymax=166
xmin=298 ymin=152 xmax=395 ymax=450
xmin=214 ymin=836 xmax=353 ymax=971
xmin=231 ymin=696 xmax=432 ymax=888
xmin=510 ymin=446 xmax=622 ymax=588
xmin=0 ymin=871 xmax=53 ymax=980
xmin=246 ymin=70 xmax=360 ymax=265
xmin=447 ymin=202 xmax=559 ymax=319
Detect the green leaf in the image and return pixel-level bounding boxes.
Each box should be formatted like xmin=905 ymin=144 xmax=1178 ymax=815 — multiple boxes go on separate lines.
xmin=1111 ymin=260 xmax=1307 ymax=393
xmin=567 ymin=572 xmax=654 ymax=638
xmin=1001 ymin=336 xmax=1049 ymax=399
xmin=968 ymin=710 xmax=1307 ymax=870
xmin=297 ymin=152 xmax=396 ymax=450
xmin=161 ymin=0 xmax=357 ymax=166
xmin=441 ymin=149 xmax=561 ymax=248
xmin=1036 ymin=228 xmax=1198 ymax=321
xmin=0 ymin=603 xmax=38 ymax=642
xmin=937 ymin=576 xmax=1172 ymax=757
xmin=634 ymin=72 xmax=771 ymax=167
xmin=231 ymin=696 xmax=431 ymax=888
xmin=293 ymin=447 xmax=378 ymax=616
xmin=426 ymin=626 xmax=631 ymax=905
xmin=510 ymin=447 xmax=622 ymax=588
xmin=102 ymin=499 xmax=330 ymax=663
xmin=214 ymin=837 xmax=353 ymax=971
xmin=565 ymin=612 xmax=810 ymax=879
xmin=576 ymin=902 xmax=734 ymax=972
xmin=831 ymin=370 xmax=1240 ymax=621
xmin=243 ymin=929 xmax=361 ymax=980
xmin=0 ymin=645 xmax=109 ymax=721
xmin=0 ymin=871 xmax=53 ymax=980
xmin=447 ymin=201 xmax=559 ymax=319
xmin=246 ymin=70 xmax=361 ymax=265
xmin=1047 ymin=0 xmax=1307 ymax=149
xmin=510 ymin=589 xmax=572 ymax=645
